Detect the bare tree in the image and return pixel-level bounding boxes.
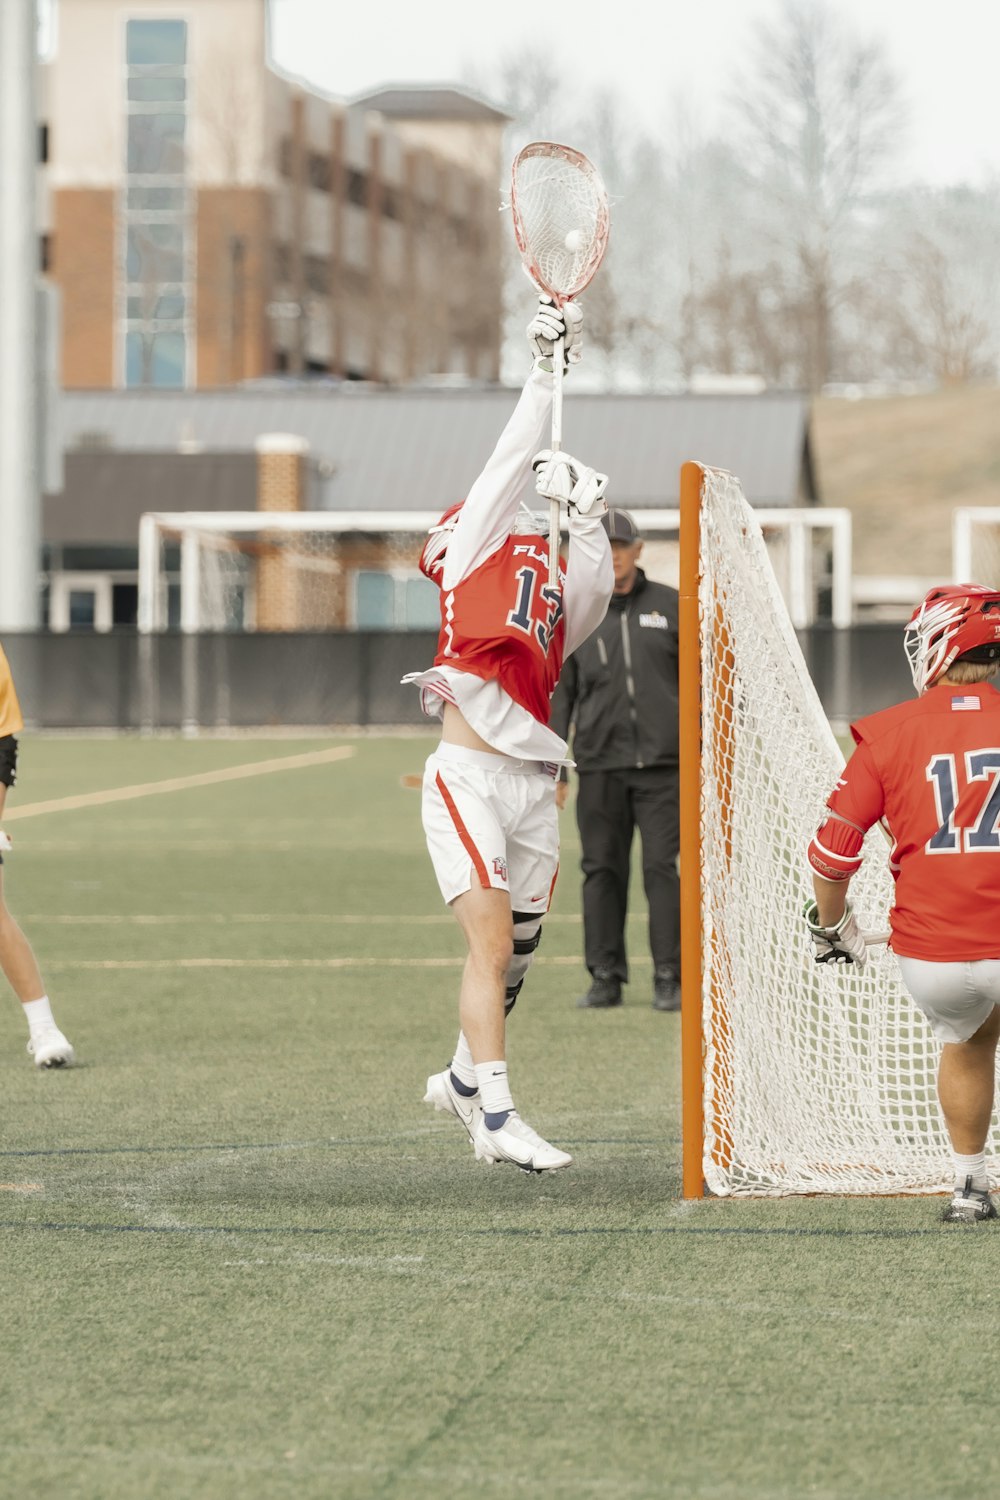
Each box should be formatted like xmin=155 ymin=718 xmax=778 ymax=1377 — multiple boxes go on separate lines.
xmin=731 ymin=0 xmax=905 ymax=389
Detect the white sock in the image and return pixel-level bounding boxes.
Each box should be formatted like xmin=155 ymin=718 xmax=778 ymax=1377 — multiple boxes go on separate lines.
xmin=952 ymin=1151 xmax=988 ymax=1191
xmin=22 ymin=995 xmax=56 ymax=1039
xmin=450 ymin=1032 xmax=477 ymax=1092
xmin=475 ymin=1061 xmax=515 ymax=1121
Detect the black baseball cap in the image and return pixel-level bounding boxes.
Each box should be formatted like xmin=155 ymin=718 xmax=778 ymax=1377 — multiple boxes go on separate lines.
xmin=602 ymin=508 xmax=640 ymax=543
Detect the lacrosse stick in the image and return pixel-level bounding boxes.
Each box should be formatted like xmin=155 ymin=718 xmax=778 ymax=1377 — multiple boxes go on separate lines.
xmin=510 ymin=142 xmax=610 ymax=588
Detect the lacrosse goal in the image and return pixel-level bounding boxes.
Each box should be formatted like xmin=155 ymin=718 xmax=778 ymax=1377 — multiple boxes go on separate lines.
xmin=679 ymin=462 xmax=1000 ymax=1198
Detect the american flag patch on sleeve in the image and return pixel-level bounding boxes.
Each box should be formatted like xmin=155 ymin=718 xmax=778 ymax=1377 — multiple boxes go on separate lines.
xmin=951 ymin=695 xmax=981 ymax=711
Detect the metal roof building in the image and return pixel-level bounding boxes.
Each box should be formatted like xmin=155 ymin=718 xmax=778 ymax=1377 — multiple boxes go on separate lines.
xmin=54 ymin=385 xmax=817 ymax=536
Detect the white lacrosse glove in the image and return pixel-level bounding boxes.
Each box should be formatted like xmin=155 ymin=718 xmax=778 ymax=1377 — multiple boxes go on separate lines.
xmin=532 ymin=449 xmax=608 ymax=516
xmin=527 ymin=296 xmax=583 ymax=372
xmin=0 ymin=831 xmax=11 ymax=854
xmin=804 ymin=899 xmax=867 ymax=968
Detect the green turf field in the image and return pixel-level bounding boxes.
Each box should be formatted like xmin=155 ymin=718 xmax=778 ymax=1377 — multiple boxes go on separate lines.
xmin=1 ymin=735 xmax=996 ymax=1500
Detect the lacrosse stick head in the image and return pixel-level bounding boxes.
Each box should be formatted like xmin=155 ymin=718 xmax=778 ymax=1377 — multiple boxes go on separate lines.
xmin=510 ymin=141 xmax=610 ymax=304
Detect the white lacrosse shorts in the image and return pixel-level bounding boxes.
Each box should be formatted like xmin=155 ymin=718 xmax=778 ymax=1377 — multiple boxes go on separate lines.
xmin=896 ymin=956 xmax=1000 ymax=1044
xmin=422 ymin=742 xmax=559 ymax=911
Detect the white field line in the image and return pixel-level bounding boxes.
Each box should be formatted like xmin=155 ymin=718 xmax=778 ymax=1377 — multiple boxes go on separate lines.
xmin=4 ymin=746 xmax=356 ymax=822
xmin=40 ymin=955 xmax=619 ymax=971
xmin=23 ymin=912 xmax=598 ymax=925
xmin=0 ymin=1183 xmax=43 ymax=1193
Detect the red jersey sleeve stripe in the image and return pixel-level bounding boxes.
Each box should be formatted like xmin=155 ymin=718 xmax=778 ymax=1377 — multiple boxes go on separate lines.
xmin=809 ymin=834 xmax=862 ymax=870
xmin=435 ymin=771 xmax=490 ymax=889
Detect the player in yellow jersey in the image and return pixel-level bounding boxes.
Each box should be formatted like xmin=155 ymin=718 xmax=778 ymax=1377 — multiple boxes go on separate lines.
xmin=0 ymin=645 xmax=75 ymax=1067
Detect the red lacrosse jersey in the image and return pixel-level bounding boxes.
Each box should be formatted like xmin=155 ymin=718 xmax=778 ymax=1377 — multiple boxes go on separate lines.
xmin=822 ymin=681 xmax=1000 ymax=961
xmin=434 ymin=534 xmax=566 ymax=725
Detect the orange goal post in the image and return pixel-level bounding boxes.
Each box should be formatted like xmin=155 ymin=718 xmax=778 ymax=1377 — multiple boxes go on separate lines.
xmin=677 ymin=461 xmax=1000 ymax=1198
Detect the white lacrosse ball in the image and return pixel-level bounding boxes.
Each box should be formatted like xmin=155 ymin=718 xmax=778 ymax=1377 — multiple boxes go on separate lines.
xmin=564 ymin=230 xmax=583 ymax=252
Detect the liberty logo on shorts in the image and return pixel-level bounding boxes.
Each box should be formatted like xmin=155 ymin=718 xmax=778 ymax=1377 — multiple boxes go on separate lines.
xmin=492 ymin=857 xmax=508 ymax=881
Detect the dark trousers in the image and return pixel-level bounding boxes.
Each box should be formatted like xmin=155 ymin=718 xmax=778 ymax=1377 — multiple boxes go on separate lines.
xmin=575 ymin=767 xmax=680 ymax=985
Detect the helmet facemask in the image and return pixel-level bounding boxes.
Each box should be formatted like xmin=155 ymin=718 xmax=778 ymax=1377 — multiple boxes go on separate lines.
xmin=904 ymin=586 xmax=1000 ymax=693
xmin=513 ymin=501 xmax=550 ymax=538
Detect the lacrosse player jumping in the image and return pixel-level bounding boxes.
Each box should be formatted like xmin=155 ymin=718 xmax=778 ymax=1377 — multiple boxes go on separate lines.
xmin=406 ymin=298 xmax=613 ymax=1173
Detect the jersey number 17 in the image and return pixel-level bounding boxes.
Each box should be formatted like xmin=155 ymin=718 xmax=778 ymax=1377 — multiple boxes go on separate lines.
xmin=926 ymin=750 xmax=1000 ymax=852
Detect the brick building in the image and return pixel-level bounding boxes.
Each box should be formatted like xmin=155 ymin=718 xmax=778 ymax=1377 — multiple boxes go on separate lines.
xmin=43 ymin=0 xmax=507 ymax=391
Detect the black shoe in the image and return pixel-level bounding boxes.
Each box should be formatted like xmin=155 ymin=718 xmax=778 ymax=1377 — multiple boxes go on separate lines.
xmin=652 ymin=971 xmax=682 ymax=1012
xmin=577 ymin=973 xmax=622 ymax=1009
xmin=941 ymin=1175 xmax=998 ymax=1224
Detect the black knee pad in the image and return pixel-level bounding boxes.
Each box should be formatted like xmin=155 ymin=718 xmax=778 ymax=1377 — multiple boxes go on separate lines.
xmin=505 ymin=980 xmax=522 ymax=1017
xmin=0 ymin=736 xmax=18 ymax=789
xmin=511 ymin=912 xmax=543 ymax=956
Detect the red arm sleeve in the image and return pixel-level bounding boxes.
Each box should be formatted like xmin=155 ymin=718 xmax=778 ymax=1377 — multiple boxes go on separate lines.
xmin=807 ymin=741 xmax=885 ymax=883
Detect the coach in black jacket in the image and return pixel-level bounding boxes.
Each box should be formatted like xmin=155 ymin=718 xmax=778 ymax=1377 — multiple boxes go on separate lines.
xmin=550 ymin=509 xmax=680 ymax=1011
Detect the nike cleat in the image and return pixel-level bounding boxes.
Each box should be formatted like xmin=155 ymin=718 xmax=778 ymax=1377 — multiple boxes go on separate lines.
xmin=473 ymin=1113 xmax=572 ymax=1174
xmin=423 ymin=1068 xmax=482 ymax=1144
xmin=27 ymin=1027 xmax=76 ymax=1069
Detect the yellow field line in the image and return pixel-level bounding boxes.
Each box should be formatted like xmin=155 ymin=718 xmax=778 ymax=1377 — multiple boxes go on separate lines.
xmin=4 ymin=746 xmax=356 ymax=821
xmin=0 ymin=1183 xmax=43 ymax=1193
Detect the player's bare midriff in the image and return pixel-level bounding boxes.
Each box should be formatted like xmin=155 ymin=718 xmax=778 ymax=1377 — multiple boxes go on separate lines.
xmin=440 ymin=701 xmax=498 ymax=757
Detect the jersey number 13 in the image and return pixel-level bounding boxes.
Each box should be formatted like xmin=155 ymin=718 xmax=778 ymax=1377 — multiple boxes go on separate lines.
xmin=506 ymin=566 xmax=563 ymax=653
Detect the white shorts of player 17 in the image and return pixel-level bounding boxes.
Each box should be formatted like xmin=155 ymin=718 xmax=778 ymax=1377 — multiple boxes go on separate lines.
xmin=897 ymin=956 xmax=1000 ymax=1044
xmin=422 ymin=742 xmax=560 ymax=912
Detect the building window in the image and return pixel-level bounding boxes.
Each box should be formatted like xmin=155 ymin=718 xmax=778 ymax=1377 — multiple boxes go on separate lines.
xmin=127 ymin=112 xmax=186 ymax=175
xmin=346 ymin=168 xmax=368 ymax=209
xmin=122 ymin=19 xmax=190 ymax=389
xmin=304 ymin=254 xmax=329 ymax=294
xmin=273 ymin=242 xmax=291 ymax=282
xmin=126 ymin=19 xmax=187 ymax=65
xmin=354 ymin=571 xmax=439 ymax=629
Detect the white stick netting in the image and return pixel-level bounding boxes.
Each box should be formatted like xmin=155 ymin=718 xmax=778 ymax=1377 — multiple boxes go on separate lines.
xmin=698 ymin=466 xmax=1000 ymax=1196
xmin=511 ymin=143 xmax=609 ymax=300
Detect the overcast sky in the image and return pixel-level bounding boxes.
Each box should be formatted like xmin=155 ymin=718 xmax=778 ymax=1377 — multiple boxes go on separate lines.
xmin=269 ymin=0 xmax=1000 ymax=189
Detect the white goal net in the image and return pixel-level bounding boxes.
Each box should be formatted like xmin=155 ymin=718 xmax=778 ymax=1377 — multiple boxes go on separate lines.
xmin=693 ymin=466 xmax=1000 ymax=1196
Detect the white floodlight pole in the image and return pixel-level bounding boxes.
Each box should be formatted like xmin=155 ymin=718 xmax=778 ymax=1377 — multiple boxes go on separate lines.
xmin=0 ymin=0 xmax=41 ymax=629
xmin=830 ymin=511 xmax=853 ymax=630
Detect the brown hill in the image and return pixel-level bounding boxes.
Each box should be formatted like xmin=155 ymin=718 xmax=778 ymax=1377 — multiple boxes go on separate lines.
xmin=812 ymin=385 xmax=1000 ymax=578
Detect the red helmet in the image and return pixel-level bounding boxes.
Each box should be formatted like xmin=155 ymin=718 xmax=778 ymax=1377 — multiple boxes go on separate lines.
xmin=418 ymin=502 xmax=464 ymax=587
xmin=904 ymin=584 xmax=1000 ymax=693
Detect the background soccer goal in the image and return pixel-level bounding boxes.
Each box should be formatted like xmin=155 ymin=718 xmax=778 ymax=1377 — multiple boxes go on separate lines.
xmin=136 ymin=506 xmax=854 ymax=735
xmin=953 ymin=507 xmax=1000 ymax=589
xmin=679 ymin=462 xmax=1000 ymax=1198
